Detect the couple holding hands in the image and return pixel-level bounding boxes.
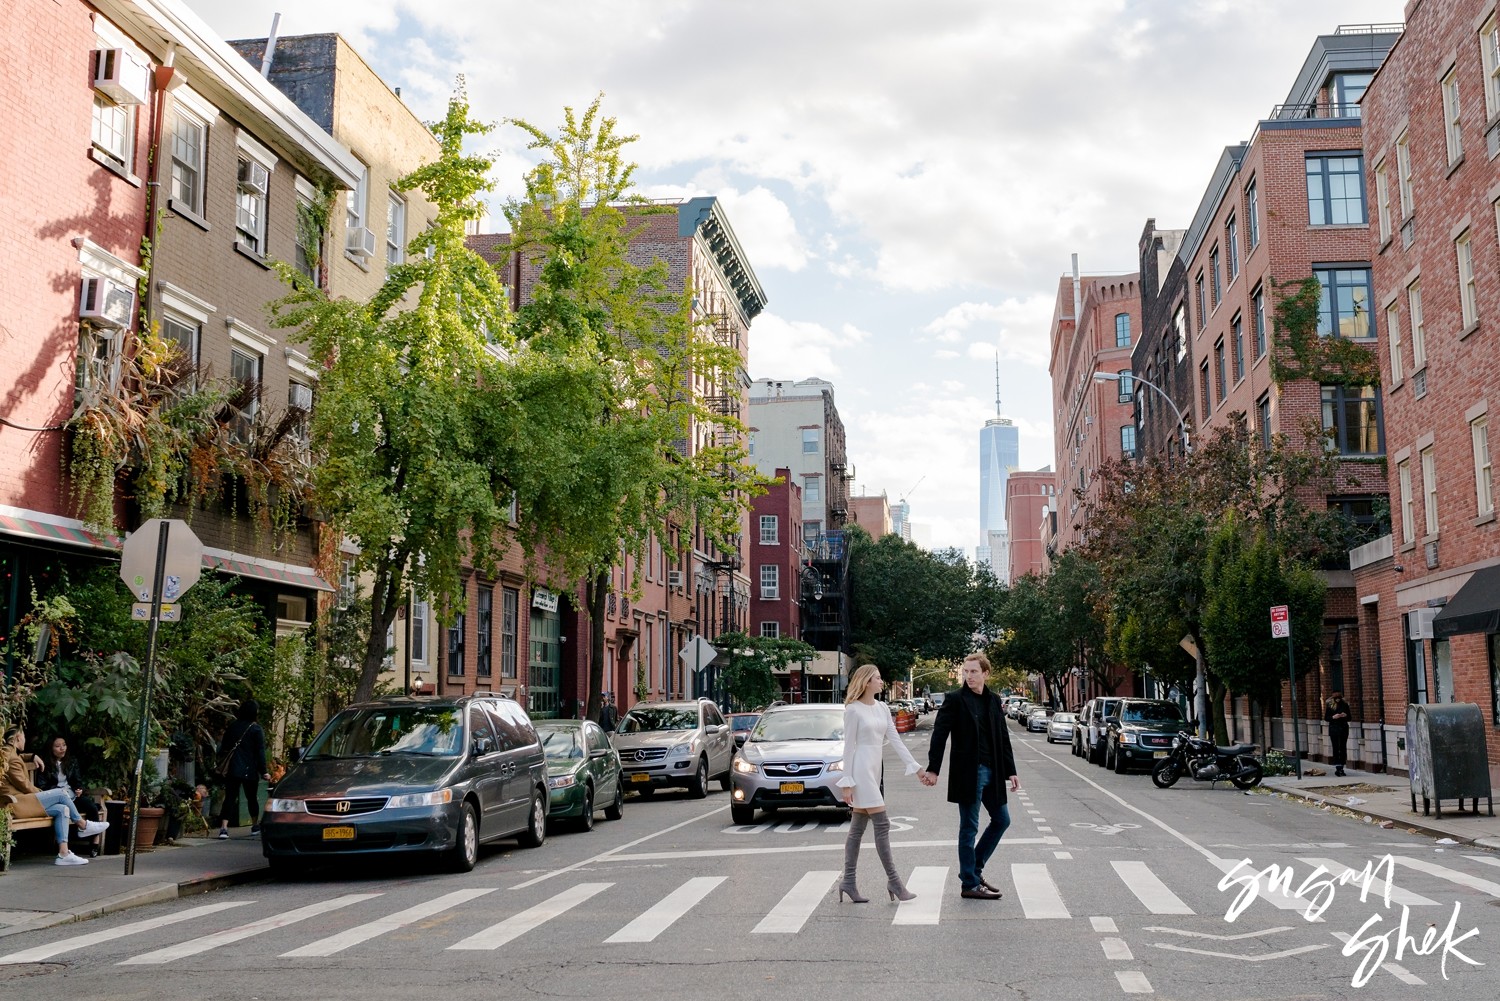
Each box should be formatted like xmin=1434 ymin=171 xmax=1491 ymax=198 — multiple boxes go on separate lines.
xmin=837 ymin=652 xmax=1019 ymax=903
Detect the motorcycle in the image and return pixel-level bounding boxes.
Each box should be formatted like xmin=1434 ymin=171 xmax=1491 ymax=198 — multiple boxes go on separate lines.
xmin=1150 ymin=730 xmax=1263 ymax=789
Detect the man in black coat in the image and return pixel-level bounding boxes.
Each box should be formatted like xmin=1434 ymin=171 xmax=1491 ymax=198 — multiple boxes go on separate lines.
xmin=923 ymin=651 xmax=1020 ymax=900
xmin=1324 ymin=690 xmax=1352 ymax=777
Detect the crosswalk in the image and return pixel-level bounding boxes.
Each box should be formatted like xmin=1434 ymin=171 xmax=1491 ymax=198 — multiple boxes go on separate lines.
xmin=4 ymin=851 xmax=1499 ymax=967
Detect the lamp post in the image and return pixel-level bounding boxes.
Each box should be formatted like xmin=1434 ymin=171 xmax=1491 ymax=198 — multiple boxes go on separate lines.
xmin=1092 ymin=371 xmax=1190 ymax=456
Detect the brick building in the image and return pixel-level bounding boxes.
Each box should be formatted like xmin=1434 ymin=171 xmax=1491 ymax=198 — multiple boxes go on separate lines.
xmin=1133 ymin=221 xmax=1191 ymax=461
xmin=847 ymin=493 xmax=893 ymax=538
xmin=1351 ymin=0 xmax=1500 ymax=782
xmin=1005 ymin=468 xmax=1055 ymax=581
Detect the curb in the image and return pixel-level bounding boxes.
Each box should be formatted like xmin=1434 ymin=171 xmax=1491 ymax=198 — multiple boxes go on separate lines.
xmin=1264 ymin=783 xmax=1487 ymax=845
xmin=0 ymin=864 xmax=269 ymax=940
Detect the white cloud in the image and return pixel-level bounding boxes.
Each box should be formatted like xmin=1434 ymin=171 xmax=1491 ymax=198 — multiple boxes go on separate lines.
xmin=922 ymin=296 xmax=1056 ymax=367
xmin=747 ymin=313 xmax=868 ymax=381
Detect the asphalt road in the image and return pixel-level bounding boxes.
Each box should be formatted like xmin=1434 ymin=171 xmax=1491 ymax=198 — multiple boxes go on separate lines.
xmin=4 ymin=716 xmax=1499 ymax=1000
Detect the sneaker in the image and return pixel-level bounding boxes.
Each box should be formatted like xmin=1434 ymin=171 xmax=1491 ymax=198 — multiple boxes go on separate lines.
xmin=217 ymin=830 xmax=230 ymax=840
xmin=249 ymin=825 xmax=261 ymax=836
xmin=78 ymin=819 xmax=110 ymax=838
xmin=55 ymin=853 xmax=89 ymax=866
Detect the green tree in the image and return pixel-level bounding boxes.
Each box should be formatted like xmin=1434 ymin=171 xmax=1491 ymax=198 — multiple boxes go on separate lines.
xmin=713 ymin=631 xmax=815 ymax=711
xmin=847 ymin=527 xmax=986 ymax=676
xmin=910 ymin=656 xmax=957 ymax=697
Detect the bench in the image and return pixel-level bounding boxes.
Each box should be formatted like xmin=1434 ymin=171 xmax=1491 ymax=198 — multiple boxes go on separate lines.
xmin=2 ymin=793 xmax=59 ymax=835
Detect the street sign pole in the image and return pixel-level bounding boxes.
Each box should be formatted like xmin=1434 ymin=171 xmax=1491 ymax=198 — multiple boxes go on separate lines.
xmin=125 ymin=521 xmax=171 ymax=875
xmin=1287 ymin=630 xmax=1302 ymax=781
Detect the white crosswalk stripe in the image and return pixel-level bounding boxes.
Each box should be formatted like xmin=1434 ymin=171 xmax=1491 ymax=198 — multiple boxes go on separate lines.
xmin=119 ymin=894 xmax=382 ymax=965
xmin=1012 ymin=862 xmax=1069 ymax=918
xmin=0 ymin=901 xmax=253 ymax=965
xmin=1391 ymin=856 xmax=1500 ymax=898
xmin=753 ymin=871 xmax=838 ymax=933
xmin=892 ymin=866 xmax=947 ymax=925
xmin=283 ymin=888 xmax=497 ymax=957
xmin=1112 ymin=861 xmax=1194 ymax=914
xmin=449 ymin=882 xmax=611 ymax=950
xmin=1209 ymin=857 xmax=1322 ymax=920
xmin=606 ymin=876 xmax=724 ymax=943
xmin=1297 ymin=858 xmax=1439 ymax=907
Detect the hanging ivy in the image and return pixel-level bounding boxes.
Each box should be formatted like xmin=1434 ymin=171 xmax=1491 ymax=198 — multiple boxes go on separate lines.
xmin=1268 ymin=275 xmax=1381 ymax=387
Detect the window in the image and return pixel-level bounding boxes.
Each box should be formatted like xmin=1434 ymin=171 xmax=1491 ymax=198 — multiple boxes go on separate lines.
xmin=1456 ymin=230 xmax=1478 ymax=328
xmin=347 ymin=163 xmax=368 ymax=242
xmin=447 ymin=606 xmax=466 ymax=677
xmin=75 ymin=328 xmax=120 ymax=403
xmin=229 ymin=347 xmax=261 ymax=443
xmin=1306 ymin=154 xmax=1366 ymax=225
xmin=91 ymin=93 xmax=134 ymax=170
xmin=1329 ymin=495 xmax=1386 ymax=545
xmin=1374 ymin=159 xmax=1392 ymax=242
xmin=1395 ymin=131 xmax=1414 ymax=217
xmin=802 ymin=427 xmax=819 ymax=453
xmin=1231 ymin=313 xmax=1244 ymax=382
xmin=500 ymin=588 xmax=518 ymax=678
xmin=1257 ymin=393 xmax=1272 ymax=451
xmin=235 ymin=156 xmax=270 ymax=255
xmin=1398 ymin=460 xmax=1415 ymax=544
xmin=1225 ymin=215 xmax=1239 ymax=279
xmin=1484 ymin=15 xmax=1500 ymax=119
xmin=1386 ymin=301 xmax=1404 ymax=384
xmin=476 ymin=587 xmax=492 ymax=678
xmin=1321 ymin=385 xmax=1382 ymax=456
xmin=386 ymin=192 xmax=406 ymax=266
xmin=1331 ymin=72 xmax=1372 ymax=117
xmin=1408 ymin=281 xmax=1427 ymax=370
xmin=1209 ymin=247 xmax=1221 ymax=308
xmin=168 ymin=108 xmax=207 ymax=217
xmin=1421 ymin=446 xmax=1439 ymax=536
xmin=1199 ymin=361 xmax=1211 ymax=419
xmin=1119 ymin=425 xmax=1136 ymax=459
xmin=803 ymin=476 xmax=821 ymax=503
xmin=1214 ymin=340 xmax=1226 ymax=400
xmin=294 ymin=178 xmax=323 ymax=287
xmin=747 ymin=434 xmax=755 ymax=457
xmin=1173 ymin=304 xmax=1187 ymax=361
xmin=1116 ymin=370 xmax=1133 ymax=403
xmin=804 ymin=521 xmax=822 ymax=545
xmin=288 ymin=380 xmax=313 ymax=451
xmin=412 ymin=598 xmax=429 ymax=663
xmin=1474 ymin=415 xmax=1494 ymax=517
xmin=1442 ymin=67 xmax=1463 ymax=164
xmin=1115 ymin=313 xmax=1131 ymax=347
xmin=759 ymin=515 xmax=779 ymax=545
xmin=339 ymin=558 xmax=357 ymax=608
xmin=161 ymin=313 xmax=199 ymax=376
xmin=1252 ymin=285 xmax=1267 ymax=357
xmin=759 ymin=564 xmax=779 ymax=600
xmin=1314 ymin=267 xmax=1373 ymax=339
xmin=1195 ymin=273 xmax=1206 ymax=330
xmin=1245 ymin=179 xmax=1260 ymax=249
xmin=759 ymin=621 xmax=780 ymax=639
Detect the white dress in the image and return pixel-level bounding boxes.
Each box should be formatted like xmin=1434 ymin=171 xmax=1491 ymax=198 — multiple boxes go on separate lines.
xmin=836 ymin=700 xmax=922 ymax=808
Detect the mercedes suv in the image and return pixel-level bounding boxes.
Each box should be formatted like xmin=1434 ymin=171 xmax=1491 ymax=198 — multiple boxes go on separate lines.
xmin=611 ymin=699 xmax=733 ymax=798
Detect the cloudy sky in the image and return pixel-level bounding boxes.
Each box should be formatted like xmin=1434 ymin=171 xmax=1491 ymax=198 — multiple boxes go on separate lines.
xmin=190 ymin=0 xmax=1405 ymax=552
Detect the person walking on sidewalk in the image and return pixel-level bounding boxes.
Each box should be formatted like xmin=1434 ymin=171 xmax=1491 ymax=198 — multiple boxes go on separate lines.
xmin=835 ymin=663 xmax=926 ymax=903
xmin=215 ymin=699 xmax=268 ymax=839
xmin=1 ymin=727 xmax=109 ymax=865
xmin=922 ymin=651 xmax=1019 ymax=900
xmin=1325 ymin=691 xmax=1352 ymax=777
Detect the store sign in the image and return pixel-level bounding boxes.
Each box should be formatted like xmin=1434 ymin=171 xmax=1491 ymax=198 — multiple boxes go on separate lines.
xmin=532 ymin=588 xmax=559 ymax=613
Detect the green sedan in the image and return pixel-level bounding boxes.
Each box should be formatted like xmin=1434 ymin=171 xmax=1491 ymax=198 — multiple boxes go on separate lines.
xmin=536 ymin=719 xmax=625 ymax=832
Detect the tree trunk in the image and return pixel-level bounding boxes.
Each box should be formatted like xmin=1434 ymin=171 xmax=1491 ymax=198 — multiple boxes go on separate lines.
xmin=356 ymin=555 xmax=402 ymax=704
xmin=584 ymin=569 xmax=608 ymax=723
xmin=1209 ymin=675 xmax=1228 ymax=745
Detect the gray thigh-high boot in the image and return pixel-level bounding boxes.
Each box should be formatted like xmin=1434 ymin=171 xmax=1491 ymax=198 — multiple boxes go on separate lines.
xmin=872 ymin=813 xmax=915 ymax=901
xmin=838 ymin=812 xmax=870 ymax=902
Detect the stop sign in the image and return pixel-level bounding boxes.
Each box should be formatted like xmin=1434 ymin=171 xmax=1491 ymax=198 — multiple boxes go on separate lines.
xmin=119 ymin=518 xmax=204 ymax=603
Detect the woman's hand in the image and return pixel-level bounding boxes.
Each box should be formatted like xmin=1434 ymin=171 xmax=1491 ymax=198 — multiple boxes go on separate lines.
xmin=842 ymin=787 xmax=854 ymax=805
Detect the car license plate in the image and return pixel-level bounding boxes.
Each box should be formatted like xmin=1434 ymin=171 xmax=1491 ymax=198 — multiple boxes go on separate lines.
xmin=1152 ymin=751 xmax=1168 ymax=759
xmin=630 ymin=772 xmax=651 ymax=783
xmin=779 ymin=782 xmax=805 ymax=794
xmin=322 ymin=826 xmax=356 ymax=840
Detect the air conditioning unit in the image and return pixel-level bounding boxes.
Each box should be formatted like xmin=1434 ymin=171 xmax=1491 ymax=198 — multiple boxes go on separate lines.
xmin=345 ymin=226 xmax=377 ymax=258
xmin=238 ymin=159 xmax=269 ymax=197
xmin=93 ymin=48 xmax=150 ymax=106
xmin=668 ymin=570 xmax=685 ymax=589
xmin=79 ymin=276 xmax=136 ymax=329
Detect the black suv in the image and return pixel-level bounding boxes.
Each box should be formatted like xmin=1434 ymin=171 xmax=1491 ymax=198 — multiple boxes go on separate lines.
xmin=1102 ymin=699 xmax=1187 ymax=774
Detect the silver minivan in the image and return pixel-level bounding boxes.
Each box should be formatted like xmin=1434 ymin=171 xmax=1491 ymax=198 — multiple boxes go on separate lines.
xmin=611 ymin=699 xmax=733 ymax=798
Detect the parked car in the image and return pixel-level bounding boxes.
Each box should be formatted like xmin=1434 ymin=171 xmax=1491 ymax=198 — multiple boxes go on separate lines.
xmin=930 ymin=693 xmax=946 ymax=710
xmin=535 ymin=719 xmax=624 ymax=832
xmin=261 ymin=695 xmax=547 ymax=874
xmin=1103 ymin=699 xmax=1187 ymax=774
xmin=1047 ymin=711 xmax=1078 ymax=744
xmin=1079 ymin=696 xmax=1124 ymax=765
xmin=1012 ymin=701 xmax=1036 ymax=722
xmin=611 ymin=699 xmax=733 ymax=798
xmin=1025 ymin=708 xmax=1050 ymax=732
xmin=727 ymin=712 xmax=761 ymax=752
xmin=729 ymin=703 xmax=850 ymax=825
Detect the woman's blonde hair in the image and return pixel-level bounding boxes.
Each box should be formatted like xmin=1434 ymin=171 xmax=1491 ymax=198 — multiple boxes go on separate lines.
xmin=845 ymin=663 xmax=882 ymax=704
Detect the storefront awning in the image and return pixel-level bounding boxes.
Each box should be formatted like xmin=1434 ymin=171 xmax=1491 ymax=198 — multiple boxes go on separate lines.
xmin=1432 ymin=565 xmax=1500 ymax=639
xmin=0 ymin=511 xmax=117 ymax=550
xmin=203 ymin=551 xmax=334 ymax=593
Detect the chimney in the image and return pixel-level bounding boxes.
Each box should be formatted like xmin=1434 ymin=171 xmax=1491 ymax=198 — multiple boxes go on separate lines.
xmin=1071 ymin=253 xmax=1082 ymax=322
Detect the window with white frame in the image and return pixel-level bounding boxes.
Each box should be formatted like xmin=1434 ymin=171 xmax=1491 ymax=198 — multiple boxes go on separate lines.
xmin=1442 ymin=67 xmax=1463 ymax=164
xmin=1421 ymin=446 xmax=1439 ymax=536
xmin=802 ymin=427 xmax=819 ymax=453
xmin=75 ymin=327 xmax=119 ymax=403
xmin=347 ymin=162 xmax=369 ymax=251
xmin=168 ymin=106 xmax=208 ymax=217
xmin=91 ymin=92 xmax=135 ymax=170
xmin=759 ymin=621 xmax=780 ymax=639
xmin=803 ymin=476 xmax=821 ymax=503
xmin=386 ymin=191 xmax=406 ymax=266
xmin=288 ymin=379 xmax=313 ymax=451
xmin=412 ymin=597 xmax=429 ymax=664
xmin=1408 ymin=280 xmax=1427 ymax=369
xmin=1245 ymin=178 xmax=1260 ymax=248
xmin=161 ymin=313 xmax=200 ymax=389
xmin=1119 ymin=425 xmax=1136 ymax=459
xmin=1225 ymin=215 xmax=1239 ymax=280
xmin=1474 ymin=415 xmax=1494 ymax=517
xmin=1252 ymin=285 xmax=1267 ymax=357
xmin=1396 ymin=131 xmax=1414 ymax=217
xmin=236 ymin=154 xmax=271 ymax=255
xmin=339 ymin=558 xmax=357 ymax=608
xmin=1397 ymin=459 xmax=1414 ymax=544
xmin=294 ymin=177 xmax=323 ymax=287
xmin=759 ymin=564 xmax=779 ymax=600
xmin=1385 ymin=301 xmax=1403 ymax=383
xmin=1484 ymin=15 xmax=1500 ymax=118
xmin=1374 ymin=158 xmax=1391 ymax=242
xmin=1456 ymin=229 xmax=1478 ymax=328
xmin=759 ymin=515 xmax=779 ymax=545
xmin=229 ymin=346 xmax=262 ymax=443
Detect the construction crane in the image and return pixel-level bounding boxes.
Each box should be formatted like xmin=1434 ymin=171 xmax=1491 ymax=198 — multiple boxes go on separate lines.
xmin=900 ymin=475 xmax=925 ymax=504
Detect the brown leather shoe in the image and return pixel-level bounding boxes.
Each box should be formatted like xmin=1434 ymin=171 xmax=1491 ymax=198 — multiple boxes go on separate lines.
xmin=961 ymin=885 xmax=1002 ymax=900
xmin=979 ymin=877 xmax=1002 ymax=894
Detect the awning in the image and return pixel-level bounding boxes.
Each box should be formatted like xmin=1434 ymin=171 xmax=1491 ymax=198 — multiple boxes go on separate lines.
xmin=1432 ymin=565 xmax=1500 ymax=639
xmin=203 ymin=552 xmax=334 ymax=593
xmin=0 ymin=511 xmax=117 ymax=551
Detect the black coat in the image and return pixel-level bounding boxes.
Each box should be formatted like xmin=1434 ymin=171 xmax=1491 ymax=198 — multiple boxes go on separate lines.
xmin=1324 ymin=698 xmax=1352 ymax=734
xmin=926 ymin=685 xmax=1017 ymax=809
xmin=219 ymin=720 xmax=267 ymax=780
xmin=35 ymin=756 xmax=83 ymax=794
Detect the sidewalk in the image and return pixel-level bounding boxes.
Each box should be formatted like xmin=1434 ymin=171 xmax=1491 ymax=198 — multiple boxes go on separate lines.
xmin=0 ymin=828 xmax=269 ymax=939
xmin=1261 ymin=767 xmax=1500 ymax=850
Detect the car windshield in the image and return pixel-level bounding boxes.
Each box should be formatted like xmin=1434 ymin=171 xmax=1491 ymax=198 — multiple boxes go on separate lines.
xmin=730 ymin=716 xmax=759 ymax=733
xmin=1121 ymin=703 xmax=1184 ymax=724
xmin=538 ymin=728 xmax=584 ymax=762
xmin=618 ymin=707 xmax=698 ymax=733
xmin=304 ymin=705 xmax=464 ymax=759
xmin=1053 ymin=713 xmax=1077 ymax=723
xmin=750 ymin=709 xmax=844 ymax=742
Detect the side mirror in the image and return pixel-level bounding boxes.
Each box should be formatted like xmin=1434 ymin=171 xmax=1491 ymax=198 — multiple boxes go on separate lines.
xmin=1104 ymin=716 xmax=1120 ymax=726
xmin=473 ymin=736 xmax=494 ymax=757
xmin=589 ymin=747 xmax=611 ymax=759
xmin=289 ymin=746 xmax=304 ymax=763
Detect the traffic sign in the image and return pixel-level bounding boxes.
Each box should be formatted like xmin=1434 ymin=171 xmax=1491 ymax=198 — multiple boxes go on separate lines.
xmin=131 ymin=603 xmax=179 ymax=623
xmin=678 ymin=635 xmax=718 ymax=671
xmin=1270 ymin=604 xmax=1290 ymax=639
xmin=120 ymin=518 xmax=203 ymax=603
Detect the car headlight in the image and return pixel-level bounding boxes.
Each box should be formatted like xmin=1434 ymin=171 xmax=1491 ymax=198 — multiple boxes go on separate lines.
xmin=733 ymin=757 xmax=758 ymax=774
xmin=827 ymin=760 xmax=844 ymax=771
xmin=266 ymin=798 xmax=306 ymax=813
xmin=669 ymin=742 xmax=694 ymax=756
xmin=547 ymin=775 xmax=576 ymax=789
xmin=1119 ymin=732 xmax=1138 ymax=744
xmin=385 ymin=789 xmax=454 ymax=809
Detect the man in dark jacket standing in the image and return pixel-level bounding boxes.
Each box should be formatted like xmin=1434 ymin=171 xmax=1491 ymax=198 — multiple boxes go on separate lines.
xmin=1324 ymin=691 xmax=1352 ymax=777
xmin=922 ymin=651 xmax=1019 ymax=900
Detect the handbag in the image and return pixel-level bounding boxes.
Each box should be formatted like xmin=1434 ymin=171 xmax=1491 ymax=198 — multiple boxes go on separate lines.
xmin=214 ymin=730 xmax=247 ymax=779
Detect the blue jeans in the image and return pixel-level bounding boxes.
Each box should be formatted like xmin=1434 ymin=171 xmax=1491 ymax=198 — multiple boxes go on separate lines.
xmin=957 ymin=764 xmax=1010 ymax=889
xmin=36 ymin=787 xmax=82 ymax=847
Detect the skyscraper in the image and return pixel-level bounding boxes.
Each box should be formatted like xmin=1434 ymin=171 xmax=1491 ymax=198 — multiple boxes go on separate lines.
xmin=978 ymin=359 xmax=1018 ymax=581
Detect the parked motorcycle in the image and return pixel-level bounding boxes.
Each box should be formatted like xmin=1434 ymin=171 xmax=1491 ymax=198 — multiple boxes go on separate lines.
xmin=1150 ymin=730 xmax=1263 ymax=789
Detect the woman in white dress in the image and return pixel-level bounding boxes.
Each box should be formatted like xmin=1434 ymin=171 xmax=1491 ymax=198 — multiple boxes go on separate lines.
xmin=836 ymin=663 xmax=929 ymax=902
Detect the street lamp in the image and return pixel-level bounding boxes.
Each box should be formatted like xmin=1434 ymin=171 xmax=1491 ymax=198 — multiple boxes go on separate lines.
xmin=1092 ymin=371 xmax=1190 ymax=456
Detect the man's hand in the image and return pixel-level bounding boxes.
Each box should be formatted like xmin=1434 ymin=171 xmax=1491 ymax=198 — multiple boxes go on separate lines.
xmin=1008 ymin=775 xmax=1021 ymax=792
xmin=919 ymin=770 xmax=938 ymax=787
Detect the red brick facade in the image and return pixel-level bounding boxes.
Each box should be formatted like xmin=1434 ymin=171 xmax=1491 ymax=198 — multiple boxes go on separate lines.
xmin=1005 ymin=470 xmax=1055 ymax=580
xmin=749 ymin=470 xmax=804 ymax=647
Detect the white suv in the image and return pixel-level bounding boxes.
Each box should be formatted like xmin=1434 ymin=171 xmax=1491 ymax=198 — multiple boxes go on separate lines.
xmin=611 ymin=699 xmax=733 ymax=798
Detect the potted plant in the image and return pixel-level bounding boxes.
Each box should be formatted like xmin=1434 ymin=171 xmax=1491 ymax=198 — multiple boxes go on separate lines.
xmin=148 ymin=778 xmax=200 ymax=844
xmin=0 ymin=807 xmax=14 ymax=872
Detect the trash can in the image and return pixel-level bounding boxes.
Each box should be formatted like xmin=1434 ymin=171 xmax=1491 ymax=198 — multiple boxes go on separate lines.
xmin=1405 ymin=703 xmax=1495 ymax=818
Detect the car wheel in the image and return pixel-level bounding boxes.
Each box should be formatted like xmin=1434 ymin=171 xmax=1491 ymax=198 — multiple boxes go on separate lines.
xmin=445 ymin=802 xmax=479 ymax=873
xmin=688 ymin=757 xmax=709 ymax=799
xmin=718 ymin=767 xmax=732 ymax=791
xmin=574 ymin=783 xmax=595 ymax=832
xmin=1113 ymin=747 xmax=1128 ymax=774
xmin=730 ymin=803 xmax=756 ymax=825
xmin=604 ymin=782 xmax=624 ymax=821
xmin=517 ymin=788 xmax=547 ymax=849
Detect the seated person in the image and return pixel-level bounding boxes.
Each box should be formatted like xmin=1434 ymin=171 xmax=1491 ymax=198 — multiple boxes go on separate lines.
xmin=2 ymin=727 xmax=108 ymax=866
xmin=35 ymin=736 xmax=103 ymax=857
